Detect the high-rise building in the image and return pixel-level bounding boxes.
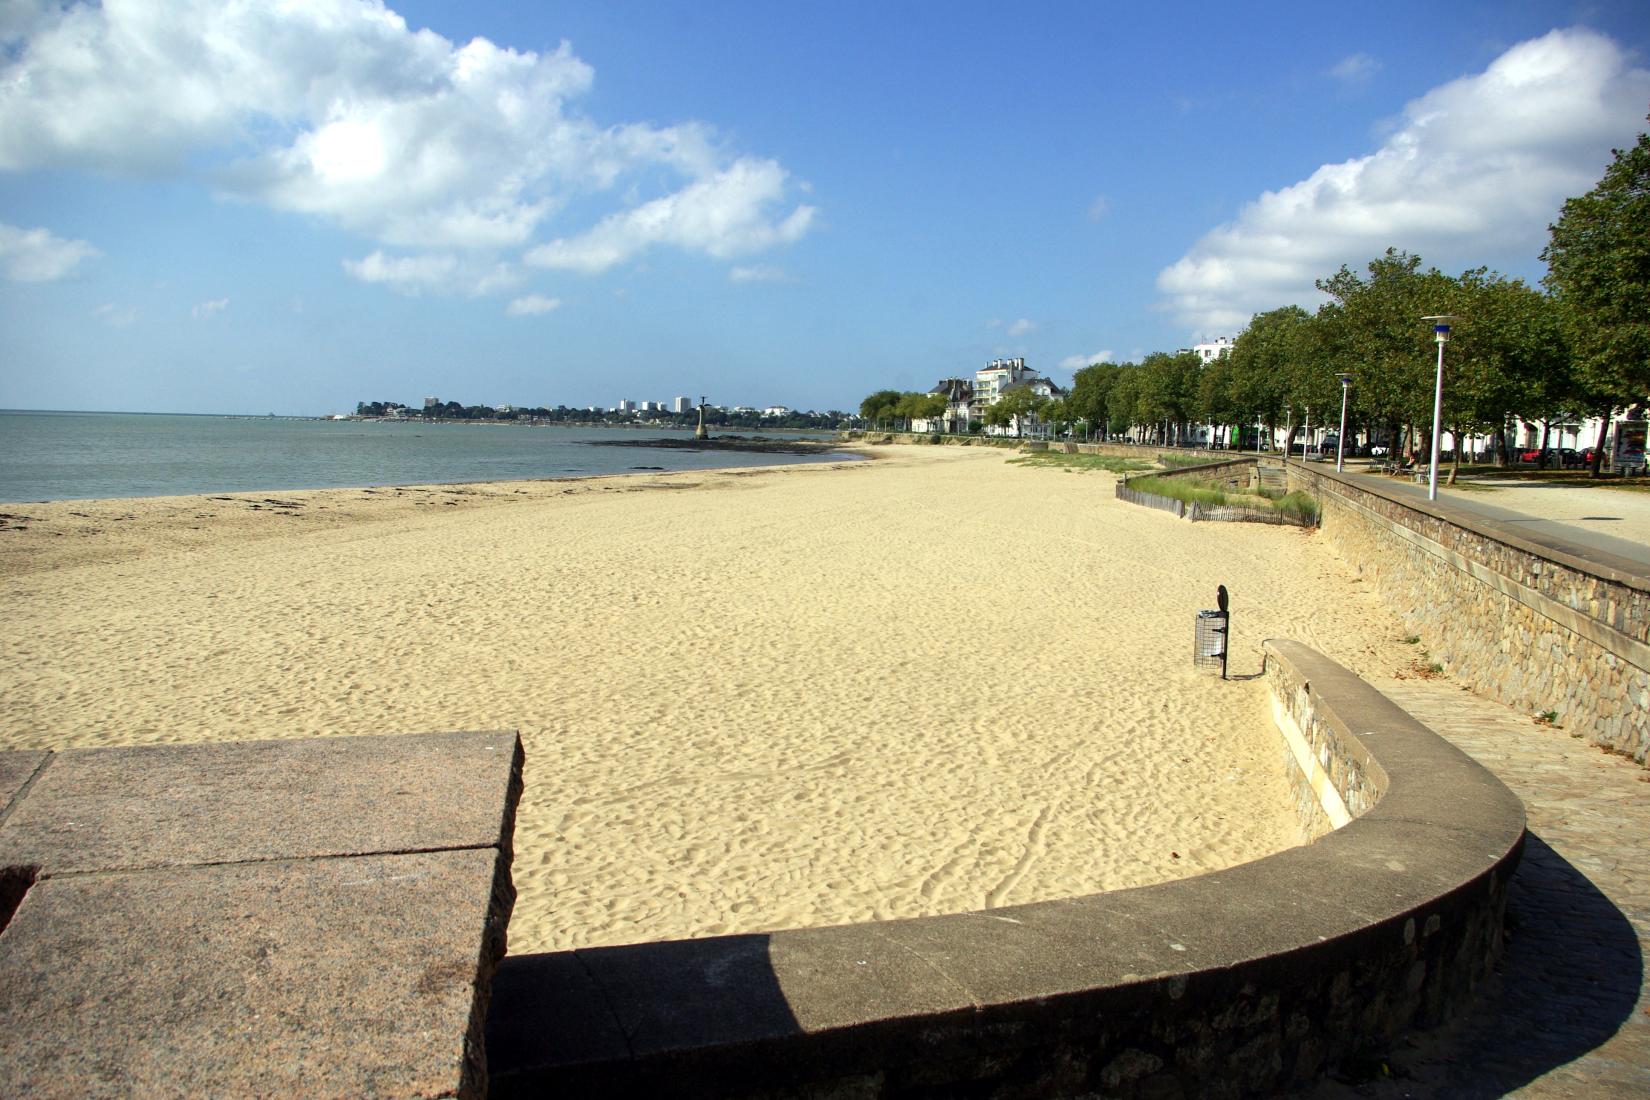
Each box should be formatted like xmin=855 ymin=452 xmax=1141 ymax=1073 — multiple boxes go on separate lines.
xmin=618 ymin=399 xmax=637 ymax=413
xmin=673 ymin=396 xmax=693 ymax=414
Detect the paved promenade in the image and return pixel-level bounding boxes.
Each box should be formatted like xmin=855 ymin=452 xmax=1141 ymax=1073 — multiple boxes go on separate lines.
xmin=1310 ymin=677 xmax=1649 ymax=1097
xmin=1338 ymin=464 xmax=1650 ymax=572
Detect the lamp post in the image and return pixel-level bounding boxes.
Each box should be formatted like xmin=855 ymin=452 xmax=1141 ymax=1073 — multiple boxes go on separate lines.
xmin=1420 ymin=316 xmax=1457 ymax=501
xmin=1335 ymin=373 xmax=1353 ymax=472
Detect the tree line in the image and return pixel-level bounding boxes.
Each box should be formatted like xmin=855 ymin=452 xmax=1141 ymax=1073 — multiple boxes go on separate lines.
xmin=862 ymin=122 xmax=1649 ymax=479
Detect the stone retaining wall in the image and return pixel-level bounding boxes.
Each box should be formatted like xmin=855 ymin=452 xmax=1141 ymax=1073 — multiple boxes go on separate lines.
xmin=1284 ymin=463 xmax=1650 ymax=763
xmin=487 ymin=643 xmax=1524 ymax=1098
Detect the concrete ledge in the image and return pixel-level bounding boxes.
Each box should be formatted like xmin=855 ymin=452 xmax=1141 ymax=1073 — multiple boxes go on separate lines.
xmin=488 ymin=646 xmax=1525 ymax=1098
xmin=0 ymin=730 xmax=523 ymax=1099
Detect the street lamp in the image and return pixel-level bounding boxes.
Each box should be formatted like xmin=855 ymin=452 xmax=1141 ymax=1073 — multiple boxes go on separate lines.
xmin=1335 ymin=373 xmax=1353 ymax=472
xmin=1420 ymin=315 xmax=1458 ymax=501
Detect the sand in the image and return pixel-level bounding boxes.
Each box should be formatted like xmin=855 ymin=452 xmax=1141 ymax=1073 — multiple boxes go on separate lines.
xmin=0 ymin=446 xmax=1415 ymax=953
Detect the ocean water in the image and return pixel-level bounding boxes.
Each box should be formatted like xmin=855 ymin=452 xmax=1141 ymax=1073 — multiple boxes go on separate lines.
xmin=0 ymin=411 xmax=849 ymax=503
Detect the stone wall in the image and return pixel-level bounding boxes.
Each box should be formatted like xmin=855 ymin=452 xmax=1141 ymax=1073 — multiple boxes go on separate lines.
xmin=1285 ymin=464 xmax=1650 ymax=763
xmin=487 ymin=644 xmax=1525 ymax=1098
xmin=1268 ymin=642 xmax=1388 ymax=841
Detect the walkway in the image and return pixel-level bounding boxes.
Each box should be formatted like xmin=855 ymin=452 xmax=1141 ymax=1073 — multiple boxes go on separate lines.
xmin=1307 ymin=678 xmax=1650 ymax=1097
xmin=1335 ymin=464 xmax=1650 ymax=573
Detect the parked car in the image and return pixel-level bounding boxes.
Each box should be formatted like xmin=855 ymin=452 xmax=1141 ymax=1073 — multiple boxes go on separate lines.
xmin=1518 ymin=447 xmax=1547 ymax=464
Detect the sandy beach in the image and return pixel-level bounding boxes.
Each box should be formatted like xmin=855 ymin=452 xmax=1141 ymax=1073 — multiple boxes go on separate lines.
xmin=1 ymin=446 xmax=1415 ymax=953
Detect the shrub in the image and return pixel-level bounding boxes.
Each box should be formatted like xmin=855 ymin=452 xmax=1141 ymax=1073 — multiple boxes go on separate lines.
xmin=1127 ymin=475 xmax=1229 ymax=507
xmin=1272 ymin=491 xmax=1320 ymax=525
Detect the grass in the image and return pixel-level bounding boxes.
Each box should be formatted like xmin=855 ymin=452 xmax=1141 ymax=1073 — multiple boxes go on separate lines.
xmin=1125 ymin=475 xmax=1231 ymax=507
xmin=1272 ymin=490 xmax=1321 ymax=524
xmin=1125 ymin=476 xmax=1321 ymax=524
xmin=1157 ymin=453 xmax=1216 ymax=469
xmin=1007 ymin=452 xmax=1154 ymax=474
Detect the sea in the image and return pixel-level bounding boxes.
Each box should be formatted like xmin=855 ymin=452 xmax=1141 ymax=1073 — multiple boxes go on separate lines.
xmin=0 ymin=410 xmax=850 ymax=503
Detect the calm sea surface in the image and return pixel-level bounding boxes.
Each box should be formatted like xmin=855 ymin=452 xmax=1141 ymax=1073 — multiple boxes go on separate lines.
xmin=0 ymin=411 xmax=849 ymax=503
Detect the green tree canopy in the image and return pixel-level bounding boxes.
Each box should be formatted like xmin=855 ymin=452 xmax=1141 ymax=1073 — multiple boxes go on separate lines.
xmin=1543 ymin=120 xmax=1650 ymax=468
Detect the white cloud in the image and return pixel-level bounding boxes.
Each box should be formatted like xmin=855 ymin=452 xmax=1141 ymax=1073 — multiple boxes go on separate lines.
xmin=191 ymin=297 xmax=229 ymax=319
xmin=1328 ymin=53 xmax=1381 ymax=85
xmin=1006 ymin=317 xmax=1037 ymax=337
xmin=1087 ymin=195 xmax=1109 ymax=221
xmin=0 ymin=222 xmax=97 ymax=281
xmin=729 ymin=264 xmax=792 ymax=283
xmin=342 ymin=250 xmax=518 ymax=296
xmin=1059 ymin=350 xmax=1115 ymax=370
xmin=0 ymin=1 xmax=814 ymax=281
xmin=93 ymin=302 xmax=137 ymax=327
xmin=526 ymin=159 xmax=815 ymax=274
xmin=506 ymin=293 xmax=561 ymax=316
xmin=1157 ymin=28 xmax=1650 ymax=335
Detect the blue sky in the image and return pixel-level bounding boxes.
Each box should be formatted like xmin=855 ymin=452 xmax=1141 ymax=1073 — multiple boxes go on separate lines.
xmin=2 ymin=1 xmax=1647 ymax=416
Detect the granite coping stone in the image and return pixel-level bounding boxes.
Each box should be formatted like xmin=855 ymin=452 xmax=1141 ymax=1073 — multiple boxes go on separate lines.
xmin=0 ymin=850 xmax=509 ymax=1098
xmin=0 ymin=730 xmax=523 ymax=1100
xmin=0 ymin=751 xmax=48 ymax=822
xmin=0 ymin=730 xmax=521 ymax=875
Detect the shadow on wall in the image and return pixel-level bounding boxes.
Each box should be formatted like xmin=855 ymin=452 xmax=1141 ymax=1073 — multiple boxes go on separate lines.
xmin=487 ymin=933 xmax=804 ymax=1097
xmin=1309 ymin=833 xmax=1643 ymax=1098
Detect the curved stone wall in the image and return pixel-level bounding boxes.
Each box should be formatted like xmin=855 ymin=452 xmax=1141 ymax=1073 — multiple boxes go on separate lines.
xmin=486 ymin=643 xmax=1524 ymax=1098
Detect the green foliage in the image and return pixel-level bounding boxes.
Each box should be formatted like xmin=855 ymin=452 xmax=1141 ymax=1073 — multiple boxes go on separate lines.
xmin=1007 ymin=452 xmax=1152 ymax=473
xmin=1126 ymin=474 xmax=1318 ymax=523
xmin=984 ymin=386 xmax=1047 ymax=436
xmin=1125 ymin=476 xmax=1230 ymax=507
xmin=1543 ymin=121 xmax=1650 ymax=411
xmin=1272 ymin=491 xmax=1320 ymax=525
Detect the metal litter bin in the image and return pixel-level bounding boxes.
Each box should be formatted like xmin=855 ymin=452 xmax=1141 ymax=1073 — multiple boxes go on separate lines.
xmin=1195 ymin=609 xmax=1229 ymax=678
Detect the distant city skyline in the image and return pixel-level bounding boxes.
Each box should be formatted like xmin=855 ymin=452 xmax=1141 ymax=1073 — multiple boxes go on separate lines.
xmin=2 ymin=2 xmax=1647 ymax=416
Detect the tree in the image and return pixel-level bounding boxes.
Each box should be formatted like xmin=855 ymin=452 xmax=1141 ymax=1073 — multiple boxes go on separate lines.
xmin=1229 ymin=306 xmax=1312 ymax=450
xmin=859 ymin=389 xmax=904 ymax=427
xmin=1543 ymin=121 xmax=1650 ymax=475
xmin=985 ymin=387 xmax=1045 ymax=437
xmin=1069 ymin=362 xmax=1122 ymax=438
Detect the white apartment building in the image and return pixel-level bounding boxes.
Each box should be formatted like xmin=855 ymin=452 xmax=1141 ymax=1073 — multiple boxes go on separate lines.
xmin=617 ymin=399 xmax=637 ymax=413
xmin=673 ymin=396 xmax=693 ymax=414
xmin=762 ymin=405 xmax=791 ymax=418
xmin=969 ymin=358 xmax=1064 ymax=436
xmin=1189 ymin=337 xmax=1235 ymax=364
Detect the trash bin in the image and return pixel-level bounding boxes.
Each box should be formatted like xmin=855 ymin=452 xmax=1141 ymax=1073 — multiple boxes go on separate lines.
xmin=1195 ymin=609 xmax=1228 ymax=678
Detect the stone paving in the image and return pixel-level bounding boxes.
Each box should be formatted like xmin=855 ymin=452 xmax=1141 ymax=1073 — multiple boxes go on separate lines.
xmin=0 ymin=730 xmax=523 ymax=1099
xmin=1306 ymin=677 xmax=1650 ymax=1098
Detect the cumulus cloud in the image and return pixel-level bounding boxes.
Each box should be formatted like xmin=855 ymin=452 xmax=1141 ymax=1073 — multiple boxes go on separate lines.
xmin=1006 ymin=318 xmax=1037 ymax=337
xmin=0 ymin=1 xmax=814 ymax=280
xmin=506 ymin=293 xmax=561 ymax=315
xmin=191 ymin=297 xmax=229 ymax=319
xmin=1059 ymin=350 xmax=1115 ymax=370
xmin=0 ymin=222 xmax=97 ymax=281
xmin=1328 ymin=53 xmax=1381 ymax=84
xmin=1156 ymin=28 xmax=1650 ymax=335
xmin=526 ymin=160 xmax=815 ymax=274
